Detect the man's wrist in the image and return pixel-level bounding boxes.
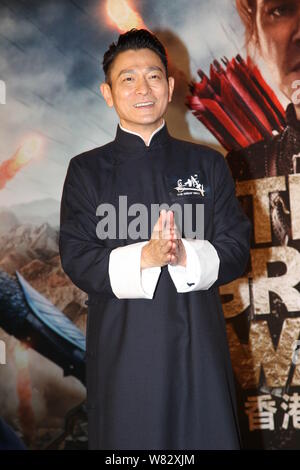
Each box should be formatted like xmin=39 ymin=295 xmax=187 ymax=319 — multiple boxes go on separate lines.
xmin=177 ymin=240 xmax=187 ymax=267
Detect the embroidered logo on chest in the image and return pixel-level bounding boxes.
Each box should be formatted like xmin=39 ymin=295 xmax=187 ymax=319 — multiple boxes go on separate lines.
xmin=174 ymin=173 xmax=205 ymax=196
xmin=165 ymin=171 xmax=209 ymax=199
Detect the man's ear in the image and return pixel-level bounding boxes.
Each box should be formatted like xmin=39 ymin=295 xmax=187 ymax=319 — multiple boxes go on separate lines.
xmin=100 ymin=82 xmax=114 ymax=107
xmin=168 ymin=76 xmax=175 ymax=103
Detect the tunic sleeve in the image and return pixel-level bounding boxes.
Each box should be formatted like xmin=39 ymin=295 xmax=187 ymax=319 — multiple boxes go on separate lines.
xmin=210 ymin=152 xmax=252 ymax=287
xmin=59 ymin=157 xmax=117 ymax=298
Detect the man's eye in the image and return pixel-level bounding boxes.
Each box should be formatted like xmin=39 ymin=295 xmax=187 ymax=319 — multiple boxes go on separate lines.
xmin=149 ymin=74 xmax=160 ymax=79
xmin=123 ymin=77 xmax=133 ymax=82
xmin=268 ymin=4 xmax=294 ymax=18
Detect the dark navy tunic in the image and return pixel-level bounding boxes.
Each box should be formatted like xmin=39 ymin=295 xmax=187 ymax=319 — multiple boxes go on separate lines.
xmin=59 ymin=123 xmax=251 ymax=450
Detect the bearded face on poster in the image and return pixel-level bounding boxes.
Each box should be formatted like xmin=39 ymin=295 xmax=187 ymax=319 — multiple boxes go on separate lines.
xmin=237 ymin=0 xmax=300 ymax=108
xmin=222 ymin=0 xmax=300 ymax=450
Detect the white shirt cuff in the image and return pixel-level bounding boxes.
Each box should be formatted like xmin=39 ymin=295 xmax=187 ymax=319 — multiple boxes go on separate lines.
xmin=167 ymin=239 xmax=220 ymax=293
xmin=141 ymin=266 xmax=161 ymax=298
xmin=108 ymin=242 xmax=161 ymax=299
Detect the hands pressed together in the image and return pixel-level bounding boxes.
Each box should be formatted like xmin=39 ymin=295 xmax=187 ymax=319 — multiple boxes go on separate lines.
xmin=141 ymin=209 xmax=187 ymax=269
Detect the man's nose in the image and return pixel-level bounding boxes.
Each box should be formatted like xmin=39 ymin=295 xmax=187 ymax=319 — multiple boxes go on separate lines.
xmin=135 ymin=77 xmax=151 ymax=95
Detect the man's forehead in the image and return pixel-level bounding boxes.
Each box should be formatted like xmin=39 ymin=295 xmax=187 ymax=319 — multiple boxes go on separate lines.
xmin=256 ymin=0 xmax=272 ymax=7
xmin=110 ymin=49 xmax=165 ymax=78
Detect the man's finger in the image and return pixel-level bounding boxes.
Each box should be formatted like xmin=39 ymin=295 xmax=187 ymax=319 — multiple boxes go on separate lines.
xmin=161 ymin=209 xmax=169 ymax=240
xmin=160 ymin=210 xmax=165 ymax=239
xmin=153 ymin=210 xmax=164 ymax=240
xmin=169 ymin=252 xmax=178 ymax=265
xmin=161 ymin=239 xmax=172 ymax=254
xmin=169 ymin=210 xmax=174 ymax=233
xmin=151 ymin=218 xmax=160 ymax=239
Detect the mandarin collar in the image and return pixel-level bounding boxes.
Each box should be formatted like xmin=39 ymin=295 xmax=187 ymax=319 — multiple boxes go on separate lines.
xmin=286 ymin=103 xmax=300 ymax=133
xmin=114 ymin=121 xmax=170 ymax=152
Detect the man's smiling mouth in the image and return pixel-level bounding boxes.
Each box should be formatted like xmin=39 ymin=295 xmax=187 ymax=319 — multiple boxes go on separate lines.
xmin=133 ymin=101 xmax=155 ymax=108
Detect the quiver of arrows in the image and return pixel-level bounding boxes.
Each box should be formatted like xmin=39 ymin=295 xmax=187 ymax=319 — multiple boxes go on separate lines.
xmin=186 ymin=55 xmax=286 ymax=151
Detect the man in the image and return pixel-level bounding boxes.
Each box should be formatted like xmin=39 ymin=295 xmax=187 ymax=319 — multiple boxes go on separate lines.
xmin=59 ymin=29 xmax=251 ymax=450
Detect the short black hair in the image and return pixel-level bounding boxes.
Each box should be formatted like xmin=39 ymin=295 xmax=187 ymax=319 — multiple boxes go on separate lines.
xmin=102 ymin=28 xmax=168 ymax=84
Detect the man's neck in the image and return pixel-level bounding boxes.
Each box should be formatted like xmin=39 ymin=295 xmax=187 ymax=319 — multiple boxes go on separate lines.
xmin=119 ymin=119 xmax=165 ymax=146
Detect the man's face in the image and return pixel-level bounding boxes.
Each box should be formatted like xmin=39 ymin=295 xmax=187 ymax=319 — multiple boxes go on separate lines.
xmin=255 ymin=0 xmax=300 ymax=101
xmin=100 ymin=48 xmax=174 ymax=134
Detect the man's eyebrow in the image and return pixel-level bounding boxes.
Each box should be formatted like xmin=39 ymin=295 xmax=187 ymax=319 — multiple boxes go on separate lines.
xmin=117 ymin=68 xmax=134 ymax=78
xmin=117 ymin=66 xmax=164 ymax=78
xmin=145 ymin=66 xmax=164 ymax=73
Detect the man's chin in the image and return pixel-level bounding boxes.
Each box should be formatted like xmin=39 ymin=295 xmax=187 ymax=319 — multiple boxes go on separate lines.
xmin=129 ymin=117 xmax=163 ymax=127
